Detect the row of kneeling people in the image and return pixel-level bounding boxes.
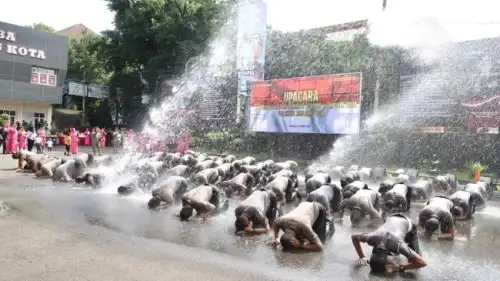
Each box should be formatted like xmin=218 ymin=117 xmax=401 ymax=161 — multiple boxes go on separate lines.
xmin=13 ymin=150 xmax=112 ymax=183
xmin=122 ymin=156 xmax=491 ymax=274
xmin=16 ymin=150 xmax=491 ymax=274
xmin=138 ymin=174 xmax=488 ymax=274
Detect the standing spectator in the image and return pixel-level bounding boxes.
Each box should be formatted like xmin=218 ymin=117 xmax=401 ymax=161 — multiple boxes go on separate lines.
xmin=6 ymin=123 xmax=18 ymax=154
xmin=26 ymin=128 xmax=36 ymax=152
xmin=112 ymin=128 xmax=122 ymax=154
xmin=0 ymin=124 xmax=5 ymax=154
xmin=37 ymin=126 xmax=46 ymax=153
xmin=84 ymin=128 xmax=91 ymax=147
xmin=91 ymin=127 xmax=101 ymax=156
xmin=70 ymin=128 xmax=79 ymax=155
xmin=46 ymin=138 xmax=53 ymax=154
xmin=64 ymin=133 xmax=71 ymax=156
xmin=18 ymin=127 xmax=27 ymax=150
xmin=100 ymin=127 xmax=107 ymax=149
xmin=177 ymin=130 xmax=190 ymax=156
xmin=34 ymin=134 xmax=42 ymax=154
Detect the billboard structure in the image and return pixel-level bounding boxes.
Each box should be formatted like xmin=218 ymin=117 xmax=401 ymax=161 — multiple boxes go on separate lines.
xmin=399 ymin=37 xmax=500 ymax=133
xmin=236 ymin=0 xmax=267 ymax=124
xmin=249 ymin=73 xmax=362 ymax=134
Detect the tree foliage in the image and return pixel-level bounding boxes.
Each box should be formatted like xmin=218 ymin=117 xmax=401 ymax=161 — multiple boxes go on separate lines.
xmin=67 ymin=33 xmax=108 ymax=84
xmin=26 ymin=23 xmax=55 ymax=33
xmin=264 ymin=29 xmax=416 ymax=107
xmin=94 ymin=0 xmax=225 ymax=125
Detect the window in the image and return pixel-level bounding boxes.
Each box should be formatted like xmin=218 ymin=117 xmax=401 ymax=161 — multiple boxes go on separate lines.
xmin=0 ymin=110 xmax=16 ymax=124
xmin=31 ymin=66 xmax=57 ymax=87
xmin=34 ymin=113 xmax=45 ymax=126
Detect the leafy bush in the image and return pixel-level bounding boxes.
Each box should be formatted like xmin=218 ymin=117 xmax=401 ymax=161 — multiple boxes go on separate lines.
xmin=206 ymin=132 xmax=236 ymax=153
xmin=466 ymin=160 xmax=489 ymax=178
xmin=0 ymin=114 xmax=9 ymax=125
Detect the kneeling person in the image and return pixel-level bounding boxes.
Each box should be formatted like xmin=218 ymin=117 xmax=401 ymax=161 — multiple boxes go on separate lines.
xmin=382 ymin=183 xmax=412 ymax=214
xmin=339 ymin=188 xmax=382 ymax=225
xmin=148 ymin=176 xmax=189 ymax=209
xmin=268 ymin=202 xmax=329 ymax=251
xmin=180 ymin=183 xmax=224 ymax=221
xmin=306 ymin=184 xmax=343 ymax=216
xmin=234 ymin=189 xmax=278 ymax=235
xmin=351 ymin=213 xmax=426 ymax=273
xmin=418 ymin=196 xmax=456 ymax=240
xmin=450 ymin=190 xmax=476 ymax=220
xmin=464 ymin=183 xmax=487 ymax=210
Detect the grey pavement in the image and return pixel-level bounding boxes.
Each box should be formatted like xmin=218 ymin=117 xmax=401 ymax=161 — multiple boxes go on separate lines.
xmin=1 ymin=176 xmax=500 ymax=281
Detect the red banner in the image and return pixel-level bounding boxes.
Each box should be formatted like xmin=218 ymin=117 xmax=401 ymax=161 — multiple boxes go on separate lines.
xmin=251 ymin=73 xmax=361 ymax=107
xmin=461 ymin=95 xmax=500 ymax=128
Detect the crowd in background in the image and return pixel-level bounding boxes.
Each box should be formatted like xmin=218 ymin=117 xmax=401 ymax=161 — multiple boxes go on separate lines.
xmin=0 ymin=122 xmax=191 ymax=156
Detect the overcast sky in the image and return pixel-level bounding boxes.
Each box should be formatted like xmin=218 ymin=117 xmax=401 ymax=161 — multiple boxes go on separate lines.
xmin=2 ymin=0 xmax=500 ymax=41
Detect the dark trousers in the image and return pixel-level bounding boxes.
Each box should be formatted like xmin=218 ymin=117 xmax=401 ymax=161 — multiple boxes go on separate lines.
xmin=35 ymin=143 xmax=42 ymax=154
xmin=27 ymin=139 xmax=34 ymax=151
xmin=404 ymin=224 xmax=422 ymax=255
xmin=1 ymin=140 xmax=5 ymax=154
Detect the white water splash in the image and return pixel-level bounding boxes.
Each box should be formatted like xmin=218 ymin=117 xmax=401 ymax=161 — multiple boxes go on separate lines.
xmin=309 ymin=10 xmax=455 ymax=168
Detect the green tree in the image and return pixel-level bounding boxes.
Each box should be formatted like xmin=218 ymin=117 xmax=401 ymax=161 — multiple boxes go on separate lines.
xmin=95 ymin=0 xmax=225 ymax=125
xmin=26 ymin=23 xmax=55 ymax=33
xmin=264 ymin=29 xmax=415 ymax=107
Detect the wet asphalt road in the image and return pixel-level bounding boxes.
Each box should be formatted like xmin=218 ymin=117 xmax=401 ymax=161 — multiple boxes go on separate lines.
xmin=1 ymin=175 xmax=500 ymax=281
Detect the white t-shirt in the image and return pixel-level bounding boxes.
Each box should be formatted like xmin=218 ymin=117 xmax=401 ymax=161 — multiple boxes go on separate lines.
xmin=27 ymin=132 xmax=37 ymax=141
xmin=46 ymin=140 xmax=53 ymax=148
xmin=34 ymin=136 xmax=42 ymax=144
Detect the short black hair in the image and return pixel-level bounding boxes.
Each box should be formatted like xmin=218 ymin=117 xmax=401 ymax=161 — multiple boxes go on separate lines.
xmin=343 ymin=190 xmax=353 ymax=199
xmin=117 ymin=185 xmax=135 ymax=196
xmin=450 ymin=206 xmax=461 ymax=217
xmin=148 ymin=197 xmax=162 ymax=209
xmin=234 ymin=215 xmax=249 ymax=232
xmin=180 ymin=205 xmax=193 ymax=221
xmin=280 ymin=229 xmax=296 ymax=250
xmin=385 ymin=200 xmax=395 ymax=209
xmin=424 ymin=217 xmax=439 ymax=235
xmin=370 ymin=252 xmax=389 ymax=272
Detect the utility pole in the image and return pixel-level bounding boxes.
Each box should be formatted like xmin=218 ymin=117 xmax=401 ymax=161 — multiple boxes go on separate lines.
xmin=373 ymin=0 xmax=387 ymax=114
xmin=82 ymin=69 xmax=86 ymax=123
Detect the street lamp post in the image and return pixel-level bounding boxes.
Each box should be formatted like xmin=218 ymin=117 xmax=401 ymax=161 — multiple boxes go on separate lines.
xmin=373 ymin=0 xmax=388 ymax=114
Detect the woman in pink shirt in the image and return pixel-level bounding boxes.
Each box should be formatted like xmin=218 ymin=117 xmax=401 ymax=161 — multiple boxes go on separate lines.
xmin=84 ymin=128 xmax=91 ymax=146
xmin=99 ymin=128 xmax=107 ymax=148
xmin=177 ymin=131 xmax=189 ymax=156
xmin=18 ymin=127 xmax=27 ymax=150
xmin=70 ymin=128 xmax=79 ymax=154
xmin=6 ymin=124 xmax=18 ymax=153
xmin=37 ymin=127 xmax=46 ymax=152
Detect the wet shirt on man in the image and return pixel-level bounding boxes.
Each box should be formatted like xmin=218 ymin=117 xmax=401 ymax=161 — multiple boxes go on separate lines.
xmin=273 ymin=202 xmax=322 ymax=244
xmin=306 ymin=185 xmax=334 ymax=210
xmin=340 ymin=189 xmax=381 ymax=219
xmin=235 ymin=189 xmax=274 ymax=228
xmin=419 ymin=196 xmax=454 ymax=232
xmin=183 ymin=184 xmax=216 ymax=213
xmin=153 ymin=176 xmax=186 ymax=204
xmin=359 ymin=214 xmax=418 ymax=260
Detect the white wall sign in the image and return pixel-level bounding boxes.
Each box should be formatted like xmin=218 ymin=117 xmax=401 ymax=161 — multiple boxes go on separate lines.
xmin=31 ymin=67 xmax=57 ymax=86
xmin=0 ymin=29 xmax=46 ymax=60
xmin=66 ymin=81 xmax=108 ymax=99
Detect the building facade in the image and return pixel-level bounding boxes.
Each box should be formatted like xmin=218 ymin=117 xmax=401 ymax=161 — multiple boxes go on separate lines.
xmin=0 ymin=21 xmax=69 ymax=128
